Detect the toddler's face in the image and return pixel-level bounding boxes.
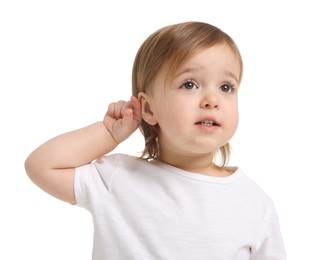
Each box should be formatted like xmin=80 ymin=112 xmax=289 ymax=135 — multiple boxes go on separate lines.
xmin=141 ymin=43 xmax=241 ymax=166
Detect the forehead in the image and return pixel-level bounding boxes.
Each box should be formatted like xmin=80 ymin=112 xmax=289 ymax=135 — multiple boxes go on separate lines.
xmin=179 ymin=44 xmax=240 ymax=76
xmin=158 ymin=43 xmax=242 ymax=85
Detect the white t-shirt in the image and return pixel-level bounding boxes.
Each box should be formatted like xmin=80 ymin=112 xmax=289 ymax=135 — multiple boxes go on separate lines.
xmin=75 ymin=154 xmax=285 ymax=260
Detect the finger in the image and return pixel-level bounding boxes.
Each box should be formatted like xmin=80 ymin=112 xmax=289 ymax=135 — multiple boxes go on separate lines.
xmin=121 ymin=108 xmax=136 ymax=129
xmin=114 ymin=100 xmax=127 ymax=119
xmin=120 ymin=101 xmax=134 ymax=118
xmin=107 ymin=102 xmax=117 ymax=117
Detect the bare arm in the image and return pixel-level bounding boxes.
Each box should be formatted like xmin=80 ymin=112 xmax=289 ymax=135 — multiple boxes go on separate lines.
xmin=25 ymin=96 xmax=141 ymax=204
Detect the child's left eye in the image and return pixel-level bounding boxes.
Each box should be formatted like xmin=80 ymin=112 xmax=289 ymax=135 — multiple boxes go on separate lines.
xmin=220 ymin=84 xmax=233 ymax=93
xmin=180 ymin=80 xmax=198 ymax=90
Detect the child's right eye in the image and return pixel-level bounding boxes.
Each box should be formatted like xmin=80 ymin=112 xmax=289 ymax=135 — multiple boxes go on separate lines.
xmin=180 ymin=80 xmax=199 ymax=90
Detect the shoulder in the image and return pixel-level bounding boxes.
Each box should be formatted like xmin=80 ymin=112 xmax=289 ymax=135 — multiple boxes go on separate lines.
xmin=76 ymin=153 xmax=141 ymax=181
xmin=238 ymin=169 xmax=282 ymax=216
xmin=236 ymin=168 xmax=271 ymax=198
xmin=95 ymin=153 xmax=150 ymax=173
xmin=75 ymin=153 xmax=154 ymax=189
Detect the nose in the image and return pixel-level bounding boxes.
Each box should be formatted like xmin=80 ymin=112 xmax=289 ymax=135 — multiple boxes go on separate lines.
xmin=200 ymin=91 xmax=219 ymax=109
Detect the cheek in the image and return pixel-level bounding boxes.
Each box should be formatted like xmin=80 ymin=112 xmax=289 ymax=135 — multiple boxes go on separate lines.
xmin=229 ymin=106 xmax=239 ymax=129
xmin=156 ymin=100 xmax=186 ymax=129
xmin=224 ymin=99 xmax=239 ymax=126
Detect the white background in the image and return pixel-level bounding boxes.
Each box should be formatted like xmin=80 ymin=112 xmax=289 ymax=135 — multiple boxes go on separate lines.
xmin=1 ymin=0 xmax=310 ymax=259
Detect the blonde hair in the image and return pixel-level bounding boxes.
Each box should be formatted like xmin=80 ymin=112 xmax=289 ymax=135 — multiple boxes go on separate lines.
xmin=132 ymin=21 xmax=243 ymax=166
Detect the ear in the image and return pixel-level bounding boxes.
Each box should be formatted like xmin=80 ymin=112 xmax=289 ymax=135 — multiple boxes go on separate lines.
xmin=138 ymin=92 xmax=158 ymax=126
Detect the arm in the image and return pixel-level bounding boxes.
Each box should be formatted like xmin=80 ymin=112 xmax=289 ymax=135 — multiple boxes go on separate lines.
xmin=25 ymin=96 xmax=141 ymax=204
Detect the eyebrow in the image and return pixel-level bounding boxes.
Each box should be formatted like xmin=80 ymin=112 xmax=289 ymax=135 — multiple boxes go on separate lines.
xmin=175 ymin=66 xmax=201 ymax=78
xmin=176 ymin=67 xmax=240 ymax=83
xmin=224 ymin=71 xmax=240 ymax=83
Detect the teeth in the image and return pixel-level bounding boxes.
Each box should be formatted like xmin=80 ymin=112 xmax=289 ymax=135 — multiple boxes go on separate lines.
xmin=201 ymin=120 xmax=214 ymax=126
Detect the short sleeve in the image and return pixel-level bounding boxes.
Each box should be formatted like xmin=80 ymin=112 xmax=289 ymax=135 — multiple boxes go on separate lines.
xmin=74 ymin=163 xmax=97 ymax=211
xmin=251 ymin=200 xmax=286 ymax=260
xmin=74 ymin=155 xmax=117 ymax=211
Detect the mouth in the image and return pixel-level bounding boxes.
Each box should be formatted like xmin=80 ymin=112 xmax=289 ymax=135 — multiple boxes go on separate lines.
xmin=195 ymin=119 xmax=220 ymax=127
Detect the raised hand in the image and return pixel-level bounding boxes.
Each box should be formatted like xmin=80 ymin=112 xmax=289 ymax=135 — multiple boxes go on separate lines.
xmin=103 ymin=96 xmax=142 ymax=144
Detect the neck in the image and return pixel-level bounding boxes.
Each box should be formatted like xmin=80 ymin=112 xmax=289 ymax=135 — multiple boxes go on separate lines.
xmin=158 ymin=149 xmax=230 ymax=177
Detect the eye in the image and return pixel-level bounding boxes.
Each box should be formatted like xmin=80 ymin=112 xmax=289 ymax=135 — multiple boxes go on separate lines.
xmin=180 ymin=80 xmax=199 ymax=90
xmin=220 ymin=84 xmax=234 ymax=93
